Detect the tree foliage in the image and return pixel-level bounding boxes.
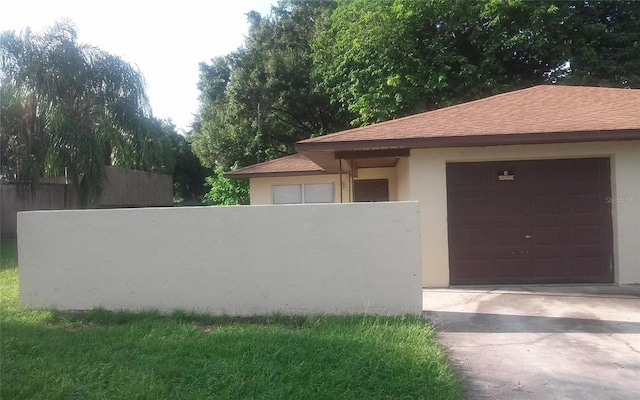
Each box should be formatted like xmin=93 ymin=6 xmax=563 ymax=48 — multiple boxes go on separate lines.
xmin=313 ymin=0 xmax=640 ymax=125
xmin=190 ymin=0 xmax=348 ymax=172
xmin=0 ymin=21 xmax=174 ymax=205
xmin=191 ymin=0 xmax=640 ymax=205
xmin=165 ymin=121 xmax=210 ymax=202
xmin=204 ymin=168 xmax=249 ymax=206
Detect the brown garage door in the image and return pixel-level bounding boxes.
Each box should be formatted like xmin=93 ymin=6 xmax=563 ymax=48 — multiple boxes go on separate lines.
xmin=447 ymin=158 xmax=613 ymax=285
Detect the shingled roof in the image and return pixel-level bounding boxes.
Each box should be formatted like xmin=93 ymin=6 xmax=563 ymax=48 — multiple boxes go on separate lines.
xmin=297 ymin=85 xmax=640 ymax=151
xmin=227 ymin=85 xmax=640 ymax=178
xmin=224 ymin=153 xmax=324 ymax=179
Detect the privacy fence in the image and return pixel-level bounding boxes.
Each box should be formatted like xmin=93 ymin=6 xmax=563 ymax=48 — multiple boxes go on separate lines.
xmin=1 ymin=167 xmax=172 ymax=238
xmin=18 ymin=202 xmax=422 ymax=316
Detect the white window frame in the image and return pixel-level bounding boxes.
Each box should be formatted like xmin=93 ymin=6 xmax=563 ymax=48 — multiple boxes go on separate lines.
xmin=273 ymin=183 xmax=335 ymax=204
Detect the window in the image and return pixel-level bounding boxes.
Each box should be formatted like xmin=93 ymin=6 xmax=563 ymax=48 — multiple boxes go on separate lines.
xmin=273 ymin=183 xmax=334 ymax=204
xmin=304 ymin=183 xmax=335 ymax=203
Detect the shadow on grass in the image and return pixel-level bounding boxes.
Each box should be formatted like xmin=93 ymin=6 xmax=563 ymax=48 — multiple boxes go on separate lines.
xmin=0 ymin=239 xmax=17 ymax=269
xmin=1 ymin=314 xmax=462 ymax=400
xmin=53 ymin=308 xmax=319 ymax=328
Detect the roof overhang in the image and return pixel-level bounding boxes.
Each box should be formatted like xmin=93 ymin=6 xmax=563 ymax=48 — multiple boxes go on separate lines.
xmin=296 ymin=129 xmax=640 ymax=152
xmin=297 ymin=129 xmax=640 ymax=172
xmin=223 ymin=170 xmax=327 ymax=180
xmin=228 ymin=86 xmax=640 ymax=180
xmin=298 ymin=148 xmax=411 ymax=173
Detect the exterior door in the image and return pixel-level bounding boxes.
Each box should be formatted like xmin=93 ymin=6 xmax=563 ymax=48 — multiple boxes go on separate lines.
xmin=354 ymin=179 xmax=389 ymax=202
xmin=447 ymin=158 xmax=613 ymax=285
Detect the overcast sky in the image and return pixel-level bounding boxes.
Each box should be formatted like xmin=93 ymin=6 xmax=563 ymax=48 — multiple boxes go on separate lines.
xmin=1 ymin=0 xmax=277 ymax=132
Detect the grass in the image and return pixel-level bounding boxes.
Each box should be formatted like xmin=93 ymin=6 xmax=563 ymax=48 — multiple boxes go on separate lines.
xmin=0 ymin=240 xmax=461 ymax=399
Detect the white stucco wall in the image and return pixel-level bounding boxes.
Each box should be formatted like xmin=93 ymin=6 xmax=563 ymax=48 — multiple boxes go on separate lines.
xmin=396 ymin=157 xmax=411 ymax=201
xmin=18 ymin=202 xmax=422 ymax=315
xmin=410 ymin=140 xmax=640 ymax=287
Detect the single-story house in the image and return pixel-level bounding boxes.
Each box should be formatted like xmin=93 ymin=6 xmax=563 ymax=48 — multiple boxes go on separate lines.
xmin=226 ymin=85 xmax=640 ymax=287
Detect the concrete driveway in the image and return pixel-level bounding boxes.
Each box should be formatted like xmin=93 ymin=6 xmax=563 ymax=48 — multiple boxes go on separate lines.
xmin=423 ymin=285 xmax=640 ymax=400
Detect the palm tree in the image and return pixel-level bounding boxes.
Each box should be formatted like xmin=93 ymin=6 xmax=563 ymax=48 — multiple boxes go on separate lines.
xmin=0 ymin=21 xmax=172 ymax=205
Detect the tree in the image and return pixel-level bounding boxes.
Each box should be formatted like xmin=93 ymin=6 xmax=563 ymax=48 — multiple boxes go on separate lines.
xmin=190 ymin=0 xmax=348 ymax=173
xmin=163 ymin=120 xmax=210 ymax=202
xmin=0 ymin=21 xmax=173 ymax=205
xmin=551 ymin=1 xmax=640 ymax=87
xmin=204 ymin=167 xmax=249 ymax=206
xmin=312 ymin=0 xmax=640 ymax=126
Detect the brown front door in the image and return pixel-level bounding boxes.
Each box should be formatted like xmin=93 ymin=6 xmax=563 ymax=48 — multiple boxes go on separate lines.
xmin=354 ymin=179 xmax=389 ymax=202
xmin=447 ymin=158 xmax=613 ymax=285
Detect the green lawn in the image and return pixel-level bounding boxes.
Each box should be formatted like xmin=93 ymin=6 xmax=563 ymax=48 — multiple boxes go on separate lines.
xmin=0 ymin=240 xmax=461 ymax=399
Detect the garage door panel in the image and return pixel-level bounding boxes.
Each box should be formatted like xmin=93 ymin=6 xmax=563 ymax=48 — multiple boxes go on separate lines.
xmin=529 ymin=163 xmax=562 ymax=183
xmin=447 ymin=158 xmax=613 ymax=285
xmin=455 ymin=259 xmax=492 ymax=279
xmin=491 ymin=196 xmax=527 ymax=216
xmin=495 ymin=258 xmax=527 ymax=278
xmin=571 ymin=257 xmax=611 ymax=281
xmin=569 ymin=159 xmax=604 ymax=182
xmin=532 ymin=258 xmax=567 ymax=279
xmin=530 ymin=215 xmax=570 ymax=229
xmin=529 ymin=243 xmax=568 ymax=256
xmin=450 ymin=227 xmax=490 ymax=247
xmin=531 ymin=195 xmax=564 ymax=215
xmin=448 ymin=195 xmax=487 ymax=217
xmin=569 ymin=194 xmax=603 ymax=214
xmin=568 ymin=245 xmax=608 ymax=257
xmin=493 ymin=227 xmax=527 ymax=246
xmin=448 ymin=166 xmax=487 ymax=186
xmin=571 ymin=225 xmax=604 ymax=245
xmin=450 ymin=245 xmax=497 ymax=258
xmin=529 ymin=227 xmax=563 ymax=245
xmin=487 ymin=216 xmax=526 ymax=227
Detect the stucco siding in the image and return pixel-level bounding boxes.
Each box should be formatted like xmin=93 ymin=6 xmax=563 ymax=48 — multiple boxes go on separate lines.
xmin=396 ymin=157 xmax=411 ymax=201
xmin=609 ymin=141 xmax=640 ymax=284
xmin=355 ymin=167 xmax=399 ymax=201
xmin=18 ymin=203 xmax=423 ymax=316
xmin=410 ymin=140 xmax=640 ymax=287
xmin=408 ymin=153 xmax=450 ymax=287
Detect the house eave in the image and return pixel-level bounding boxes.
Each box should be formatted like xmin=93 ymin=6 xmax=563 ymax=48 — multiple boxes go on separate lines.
xmin=224 ymin=170 xmax=328 ymax=180
xmin=295 ymin=129 xmax=640 ymax=152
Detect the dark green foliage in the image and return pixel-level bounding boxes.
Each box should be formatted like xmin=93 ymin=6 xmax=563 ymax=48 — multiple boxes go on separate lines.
xmin=163 ymin=123 xmax=211 ymax=202
xmin=0 ymin=21 xmax=175 ymax=205
xmin=552 ymin=1 xmax=640 ymax=87
xmin=191 ymin=0 xmax=639 ymax=206
xmin=313 ymin=0 xmax=640 ymax=126
xmin=204 ymin=167 xmax=249 ymax=205
xmin=190 ymin=0 xmax=349 ymax=173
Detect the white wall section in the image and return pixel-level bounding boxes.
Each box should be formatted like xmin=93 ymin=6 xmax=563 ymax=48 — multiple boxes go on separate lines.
xmin=18 ymin=202 xmax=422 ymax=316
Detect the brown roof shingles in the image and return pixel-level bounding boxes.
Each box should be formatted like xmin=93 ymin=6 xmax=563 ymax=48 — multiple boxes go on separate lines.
xmin=224 ymin=153 xmax=324 ymax=178
xmin=299 ymin=85 xmax=640 ymax=145
xmin=227 ymin=85 xmax=640 ymax=177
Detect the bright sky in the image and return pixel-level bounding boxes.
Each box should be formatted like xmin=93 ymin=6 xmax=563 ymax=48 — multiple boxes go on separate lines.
xmin=1 ymin=0 xmax=277 ymax=133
